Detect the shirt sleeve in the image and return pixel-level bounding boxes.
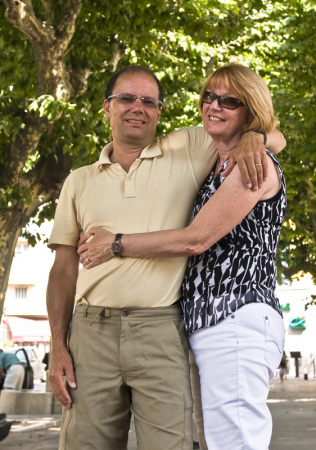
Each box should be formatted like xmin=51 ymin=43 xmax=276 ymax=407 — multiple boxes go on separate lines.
xmin=158 ymin=126 xmax=218 ymax=189
xmin=47 ymin=174 xmax=81 ymax=249
xmin=183 ymin=126 xmax=218 ymax=187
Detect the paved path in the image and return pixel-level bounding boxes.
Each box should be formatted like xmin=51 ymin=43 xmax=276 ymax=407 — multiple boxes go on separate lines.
xmin=1 ymin=377 xmax=315 ymax=449
xmin=268 ymin=377 xmax=316 ymax=450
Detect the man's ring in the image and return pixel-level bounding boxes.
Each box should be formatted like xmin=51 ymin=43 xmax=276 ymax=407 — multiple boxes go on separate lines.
xmin=86 ymin=258 xmax=91 ymax=264
xmin=255 ymin=163 xmax=262 ymax=166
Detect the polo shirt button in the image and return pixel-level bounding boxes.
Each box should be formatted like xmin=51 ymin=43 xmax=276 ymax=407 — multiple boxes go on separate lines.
xmin=231 ymin=314 xmax=235 ymax=319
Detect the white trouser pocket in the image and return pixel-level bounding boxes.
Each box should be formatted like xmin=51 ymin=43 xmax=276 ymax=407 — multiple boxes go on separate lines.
xmin=264 ymin=310 xmax=284 ymax=378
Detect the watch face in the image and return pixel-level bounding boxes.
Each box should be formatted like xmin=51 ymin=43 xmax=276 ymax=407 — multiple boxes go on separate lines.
xmin=112 ymin=242 xmax=122 ymax=253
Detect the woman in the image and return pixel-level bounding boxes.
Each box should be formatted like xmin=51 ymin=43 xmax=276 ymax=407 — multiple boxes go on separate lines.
xmin=80 ymin=63 xmax=286 ymax=449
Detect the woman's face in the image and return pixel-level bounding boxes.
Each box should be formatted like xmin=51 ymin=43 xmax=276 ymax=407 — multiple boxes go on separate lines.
xmin=202 ymin=82 xmax=250 ymax=142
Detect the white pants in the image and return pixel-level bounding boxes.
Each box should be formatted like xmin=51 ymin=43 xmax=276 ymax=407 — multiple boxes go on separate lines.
xmin=189 ymin=303 xmax=284 ymax=450
xmin=4 ymin=364 xmax=25 ymax=389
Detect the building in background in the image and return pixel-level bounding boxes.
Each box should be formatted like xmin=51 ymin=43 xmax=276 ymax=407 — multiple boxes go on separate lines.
xmin=1 ymin=222 xmax=54 ymax=360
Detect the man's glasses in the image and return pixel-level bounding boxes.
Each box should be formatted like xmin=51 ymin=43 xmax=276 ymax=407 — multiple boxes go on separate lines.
xmin=202 ymin=91 xmax=244 ymax=110
xmin=107 ymin=93 xmax=163 ymax=109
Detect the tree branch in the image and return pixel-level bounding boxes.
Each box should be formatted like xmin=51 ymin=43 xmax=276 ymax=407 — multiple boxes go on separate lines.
xmin=4 ymin=0 xmax=54 ymax=44
xmin=55 ymin=0 xmax=82 ymax=53
xmin=40 ymin=0 xmax=54 ymax=25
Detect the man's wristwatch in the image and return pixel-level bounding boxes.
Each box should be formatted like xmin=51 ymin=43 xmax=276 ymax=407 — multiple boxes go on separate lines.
xmin=111 ymin=233 xmax=124 ymax=256
xmin=244 ymin=129 xmax=267 ymax=146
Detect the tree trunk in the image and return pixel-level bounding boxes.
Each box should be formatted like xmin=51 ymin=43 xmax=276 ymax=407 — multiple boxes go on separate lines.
xmin=0 ymin=212 xmax=24 ymax=318
xmin=0 ymin=0 xmax=85 ymax=319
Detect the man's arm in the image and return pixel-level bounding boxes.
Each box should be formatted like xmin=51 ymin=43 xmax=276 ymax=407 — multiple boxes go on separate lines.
xmin=266 ymin=129 xmax=287 ymax=154
xmin=46 ymin=245 xmax=79 ymax=409
xmin=225 ymin=129 xmax=286 ymax=190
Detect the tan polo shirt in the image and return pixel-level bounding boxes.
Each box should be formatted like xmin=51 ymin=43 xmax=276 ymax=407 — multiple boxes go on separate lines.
xmin=48 ymin=126 xmax=217 ymax=307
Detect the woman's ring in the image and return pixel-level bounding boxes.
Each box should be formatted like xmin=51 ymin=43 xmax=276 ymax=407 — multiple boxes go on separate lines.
xmin=86 ymin=258 xmax=91 ymax=264
xmin=255 ymin=163 xmax=262 ymax=166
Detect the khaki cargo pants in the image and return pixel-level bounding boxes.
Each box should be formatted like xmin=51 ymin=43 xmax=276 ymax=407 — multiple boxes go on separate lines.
xmin=59 ymin=303 xmax=193 ymax=450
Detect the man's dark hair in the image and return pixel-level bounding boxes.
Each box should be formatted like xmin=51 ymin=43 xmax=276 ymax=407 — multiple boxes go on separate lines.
xmin=105 ymin=65 xmax=164 ymax=104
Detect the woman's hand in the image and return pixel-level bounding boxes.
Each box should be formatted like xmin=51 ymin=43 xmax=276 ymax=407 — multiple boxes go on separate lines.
xmin=77 ymin=227 xmax=115 ymax=268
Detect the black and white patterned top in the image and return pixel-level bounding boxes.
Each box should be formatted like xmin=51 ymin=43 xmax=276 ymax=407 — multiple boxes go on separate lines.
xmin=182 ymin=150 xmax=287 ymax=335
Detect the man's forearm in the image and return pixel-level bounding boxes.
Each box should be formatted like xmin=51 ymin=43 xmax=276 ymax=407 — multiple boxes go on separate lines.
xmin=47 ymin=268 xmax=75 ymax=350
xmin=46 ymin=246 xmax=79 ymax=349
xmin=266 ymin=129 xmax=286 ymax=154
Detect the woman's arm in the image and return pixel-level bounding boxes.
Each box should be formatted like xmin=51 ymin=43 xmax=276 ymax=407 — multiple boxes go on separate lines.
xmin=120 ymin=155 xmax=280 ymax=258
xmin=78 ymin=156 xmax=280 ymax=266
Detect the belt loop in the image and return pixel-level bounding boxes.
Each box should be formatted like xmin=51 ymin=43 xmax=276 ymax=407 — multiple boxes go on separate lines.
xmin=104 ymin=309 xmax=110 ymax=318
xmin=90 ymin=307 xmax=105 ymax=326
xmin=84 ymin=305 xmax=89 ymax=317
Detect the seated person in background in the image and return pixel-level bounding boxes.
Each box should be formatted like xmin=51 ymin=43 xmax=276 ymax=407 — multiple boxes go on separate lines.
xmin=0 ymin=350 xmax=25 ymax=390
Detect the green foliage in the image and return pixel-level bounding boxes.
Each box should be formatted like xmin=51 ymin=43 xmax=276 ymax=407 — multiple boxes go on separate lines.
xmin=28 ymin=96 xmax=73 ymax=121
xmin=0 ymin=94 xmax=24 ymax=163
xmin=255 ymin=0 xmax=316 ymax=280
xmin=305 ymin=294 xmax=316 ymax=311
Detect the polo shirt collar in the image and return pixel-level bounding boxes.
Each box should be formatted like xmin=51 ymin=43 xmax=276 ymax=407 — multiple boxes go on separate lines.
xmin=96 ymin=140 xmax=162 ymax=171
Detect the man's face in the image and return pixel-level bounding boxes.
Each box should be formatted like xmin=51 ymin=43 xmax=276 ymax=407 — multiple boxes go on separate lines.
xmin=104 ymin=72 xmax=162 ymax=149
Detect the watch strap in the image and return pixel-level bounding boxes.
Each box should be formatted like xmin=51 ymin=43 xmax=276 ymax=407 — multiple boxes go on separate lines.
xmin=244 ymin=129 xmax=267 ymax=146
xmin=111 ymin=233 xmax=124 ymax=256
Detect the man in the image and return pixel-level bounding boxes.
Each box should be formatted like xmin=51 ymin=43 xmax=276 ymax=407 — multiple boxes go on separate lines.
xmin=0 ymin=351 xmax=25 ymax=390
xmin=47 ymin=65 xmax=285 ymax=450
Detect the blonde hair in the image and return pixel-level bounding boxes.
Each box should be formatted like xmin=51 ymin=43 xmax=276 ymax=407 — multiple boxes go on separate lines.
xmin=198 ymin=63 xmax=279 ymax=133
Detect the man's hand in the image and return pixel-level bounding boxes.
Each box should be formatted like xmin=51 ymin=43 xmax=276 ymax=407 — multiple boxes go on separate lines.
xmin=223 ymin=131 xmax=267 ymax=190
xmin=77 ymin=227 xmax=115 ymax=268
xmin=48 ymin=347 xmax=76 ymax=410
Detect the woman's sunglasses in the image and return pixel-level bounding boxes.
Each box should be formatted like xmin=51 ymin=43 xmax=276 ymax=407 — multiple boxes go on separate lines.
xmin=202 ymin=91 xmax=244 ymax=110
